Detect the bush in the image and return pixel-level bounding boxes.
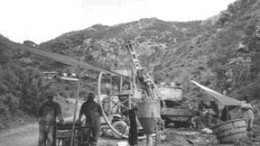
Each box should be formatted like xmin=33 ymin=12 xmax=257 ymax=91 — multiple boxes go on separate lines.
xmin=0 ymin=64 xmax=51 ymax=116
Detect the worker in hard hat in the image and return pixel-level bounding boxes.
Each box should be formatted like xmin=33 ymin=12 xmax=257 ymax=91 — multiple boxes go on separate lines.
xmin=78 ymin=92 xmax=102 ymax=146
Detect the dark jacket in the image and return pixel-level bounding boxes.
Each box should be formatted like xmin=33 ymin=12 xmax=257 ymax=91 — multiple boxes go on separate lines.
xmin=221 ymin=106 xmax=231 ymax=121
xmin=210 ymin=102 xmax=219 ymax=118
xmin=79 ymin=100 xmax=102 ymax=126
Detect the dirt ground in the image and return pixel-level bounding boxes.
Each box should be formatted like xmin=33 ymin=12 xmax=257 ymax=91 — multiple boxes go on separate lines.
xmin=0 ymin=122 xmax=260 ymax=146
xmin=98 ymin=123 xmax=260 ymax=146
xmin=1 ymin=99 xmax=260 ymax=146
xmin=98 ymin=128 xmax=220 ymax=146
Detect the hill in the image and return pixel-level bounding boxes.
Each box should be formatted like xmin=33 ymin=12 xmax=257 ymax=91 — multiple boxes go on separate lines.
xmin=0 ymin=36 xmax=76 ymax=130
xmin=0 ymin=0 xmax=260 ymax=130
xmin=38 ymin=0 xmax=260 ymax=102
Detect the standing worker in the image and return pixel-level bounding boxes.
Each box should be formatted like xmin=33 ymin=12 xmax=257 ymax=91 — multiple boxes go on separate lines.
xmin=197 ymin=100 xmax=208 ymax=128
xmin=38 ymin=93 xmax=64 ymax=146
xmin=128 ymin=106 xmax=138 ymax=146
xmin=241 ymin=96 xmax=254 ymax=131
xmin=78 ymin=92 xmax=102 ymax=146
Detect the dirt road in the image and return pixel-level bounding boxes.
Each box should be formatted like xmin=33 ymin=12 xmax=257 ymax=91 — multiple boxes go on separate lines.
xmin=0 ymin=123 xmax=38 ymax=146
xmin=0 ymin=99 xmax=82 ymax=146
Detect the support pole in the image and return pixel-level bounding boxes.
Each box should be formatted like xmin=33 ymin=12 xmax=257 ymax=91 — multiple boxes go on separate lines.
xmin=70 ymin=81 xmax=81 ymax=146
xmin=155 ymin=120 xmax=161 ymax=146
xmin=146 ymin=134 xmax=151 ymax=146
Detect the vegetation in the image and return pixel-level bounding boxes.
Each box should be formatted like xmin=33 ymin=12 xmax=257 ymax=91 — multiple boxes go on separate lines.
xmin=35 ymin=0 xmax=260 ymax=102
xmin=0 ymin=0 xmax=260 ymax=131
xmin=0 ymin=39 xmax=77 ymax=130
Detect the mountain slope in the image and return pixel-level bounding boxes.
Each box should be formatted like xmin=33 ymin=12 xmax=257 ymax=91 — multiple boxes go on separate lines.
xmin=37 ymin=0 xmax=259 ymax=102
xmin=1 ymin=0 xmax=260 ymax=129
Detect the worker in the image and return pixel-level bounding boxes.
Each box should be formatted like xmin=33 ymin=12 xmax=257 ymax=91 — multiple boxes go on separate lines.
xmin=78 ymin=92 xmax=102 ymax=146
xmin=220 ymin=106 xmax=231 ymax=122
xmin=38 ymin=93 xmax=64 ymax=146
xmin=197 ymin=100 xmax=208 ymax=127
xmin=206 ymin=100 xmax=219 ymax=126
xmin=241 ymin=96 xmax=254 ymax=131
xmin=187 ymin=104 xmax=197 ymax=128
xmin=209 ymin=100 xmax=219 ymax=118
xmin=128 ymin=106 xmax=138 ymax=146
xmin=198 ymin=100 xmax=208 ymax=113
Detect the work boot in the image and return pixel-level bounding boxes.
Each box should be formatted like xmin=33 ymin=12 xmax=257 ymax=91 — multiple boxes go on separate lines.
xmin=89 ymin=142 xmax=97 ymax=146
xmin=79 ymin=142 xmax=89 ymax=146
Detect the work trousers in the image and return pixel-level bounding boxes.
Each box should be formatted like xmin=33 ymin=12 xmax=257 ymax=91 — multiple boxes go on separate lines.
xmin=128 ymin=111 xmax=138 ymax=146
xmin=242 ymin=109 xmax=254 ymax=131
xmin=38 ymin=122 xmax=56 ymax=146
xmin=82 ymin=122 xmax=100 ymax=146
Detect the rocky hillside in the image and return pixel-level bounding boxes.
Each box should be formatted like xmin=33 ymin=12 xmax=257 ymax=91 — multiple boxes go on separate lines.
xmin=0 ymin=0 xmax=259 ymax=129
xmin=39 ymin=19 xmax=206 ymax=71
xmin=175 ymin=0 xmax=260 ymax=101
xmin=37 ymin=0 xmax=260 ymax=102
xmin=0 ymin=36 xmax=77 ymax=130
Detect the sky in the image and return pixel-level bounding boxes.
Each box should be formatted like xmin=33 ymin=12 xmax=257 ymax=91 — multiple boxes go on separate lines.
xmin=0 ymin=0 xmax=236 ymax=44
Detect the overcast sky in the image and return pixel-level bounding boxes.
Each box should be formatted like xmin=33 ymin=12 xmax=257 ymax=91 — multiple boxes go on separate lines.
xmin=0 ymin=0 xmax=236 ymax=44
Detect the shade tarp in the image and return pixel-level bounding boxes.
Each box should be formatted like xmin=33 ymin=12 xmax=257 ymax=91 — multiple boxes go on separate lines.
xmin=191 ymin=80 xmax=241 ymax=106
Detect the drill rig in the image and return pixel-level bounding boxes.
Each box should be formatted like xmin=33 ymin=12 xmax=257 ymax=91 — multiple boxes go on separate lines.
xmin=2 ymin=36 xmax=163 ymax=145
xmin=96 ymin=40 xmax=162 ymax=145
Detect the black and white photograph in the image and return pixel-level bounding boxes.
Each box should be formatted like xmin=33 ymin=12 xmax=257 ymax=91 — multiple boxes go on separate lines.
xmin=0 ymin=0 xmax=260 ymax=146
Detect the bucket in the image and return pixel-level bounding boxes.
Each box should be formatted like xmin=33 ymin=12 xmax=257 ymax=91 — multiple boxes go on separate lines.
xmin=211 ymin=119 xmax=247 ymax=144
xmin=137 ymin=101 xmax=160 ymax=134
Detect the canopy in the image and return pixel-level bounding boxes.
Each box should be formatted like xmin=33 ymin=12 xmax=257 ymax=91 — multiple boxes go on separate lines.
xmin=191 ymin=80 xmax=241 ymax=106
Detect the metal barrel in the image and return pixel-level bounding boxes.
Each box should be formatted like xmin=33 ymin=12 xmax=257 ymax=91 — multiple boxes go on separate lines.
xmin=211 ymin=119 xmax=247 ymax=144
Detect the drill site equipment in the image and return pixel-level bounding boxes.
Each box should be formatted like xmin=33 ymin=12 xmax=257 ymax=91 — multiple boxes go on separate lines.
xmin=4 ymin=36 xmax=161 ymax=145
xmin=44 ymin=70 xmax=82 ymax=146
xmin=191 ymin=80 xmax=248 ymax=144
xmin=1 ymin=37 xmax=137 ymax=145
xmin=56 ymin=121 xmax=83 ymax=146
xmin=126 ymin=41 xmax=162 ymax=146
xmin=211 ymin=119 xmax=247 ymax=144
